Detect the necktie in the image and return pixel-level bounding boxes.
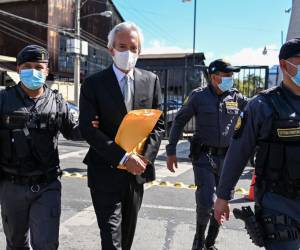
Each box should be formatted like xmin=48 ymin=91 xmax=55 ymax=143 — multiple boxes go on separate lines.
xmin=122 ymin=75 xmax=133 ymax=111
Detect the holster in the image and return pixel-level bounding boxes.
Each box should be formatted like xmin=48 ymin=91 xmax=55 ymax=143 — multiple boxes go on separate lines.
xmin=233 ymin=206 xmax=265 ymax=247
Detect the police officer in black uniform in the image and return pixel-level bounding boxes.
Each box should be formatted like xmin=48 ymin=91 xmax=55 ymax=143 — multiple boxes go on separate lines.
xmin=0 ymin=45 xmax=83 ymax=250
xmin=166 ymin=59 xmax=247 ymax=250
xmin=214 ymin=38 xmax=300 ymax=250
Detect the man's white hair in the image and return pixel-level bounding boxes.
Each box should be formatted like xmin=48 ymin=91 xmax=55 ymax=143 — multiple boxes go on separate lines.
xmin=107 ymin=21 xmax=144 ymax=52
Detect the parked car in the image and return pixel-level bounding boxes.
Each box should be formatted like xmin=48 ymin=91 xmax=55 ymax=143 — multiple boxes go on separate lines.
xmin=162 ymin=99 xmax=182 ymax=110
xmin=164 ymin=104 xmax=195 ymax=136
xmin=67 ymin=102 xmax=79 ymax=122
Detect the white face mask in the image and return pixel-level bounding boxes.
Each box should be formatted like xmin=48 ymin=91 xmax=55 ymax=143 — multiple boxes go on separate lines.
xmin=113 ymin=49 xmax=139 ymax=71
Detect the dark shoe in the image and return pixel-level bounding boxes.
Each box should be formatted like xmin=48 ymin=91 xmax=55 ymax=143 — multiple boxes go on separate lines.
xmin=192 ymin=224 xmax=206 ymax=250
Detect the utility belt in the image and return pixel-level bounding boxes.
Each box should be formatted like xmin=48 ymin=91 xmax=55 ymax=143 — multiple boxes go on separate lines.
xmin=3 ymin=168 xmax=62 ymax=186
xmin=189 ymin=142 xmax=228 ymax=160
xmin=0 ymin=113 xmax=62 ymax=130
xmin=233 ymin=206 xmax=300 ymax=247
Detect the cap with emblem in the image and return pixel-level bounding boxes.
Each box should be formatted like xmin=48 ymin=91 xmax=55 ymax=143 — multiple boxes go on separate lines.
xmin=16 ymin=45 xmax=49 ymax=66
xmin=279 ymin=38 xmax=300 ymax=60
xmin=208 ymin=59 xmax=240 ymax=74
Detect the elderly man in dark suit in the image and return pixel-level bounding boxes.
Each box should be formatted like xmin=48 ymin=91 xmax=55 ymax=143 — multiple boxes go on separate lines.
xmin=79 ymin=21 xmax=164 ymax=250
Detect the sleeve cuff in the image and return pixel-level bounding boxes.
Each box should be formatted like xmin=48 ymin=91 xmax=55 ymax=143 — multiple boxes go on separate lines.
xmin=166 ymin=144 xmax=176 ymax=156
xmin=216 ymin=189 xmax=235 ymax=201
xmin=119 ymin=153 xmax=128 ymax=165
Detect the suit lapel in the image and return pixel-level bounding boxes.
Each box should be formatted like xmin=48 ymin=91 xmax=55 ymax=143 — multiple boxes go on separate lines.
xmin=104 ymin=65 xmax=127 ymax=115
xmin=133 ymin=68 xmax=147 ymax=109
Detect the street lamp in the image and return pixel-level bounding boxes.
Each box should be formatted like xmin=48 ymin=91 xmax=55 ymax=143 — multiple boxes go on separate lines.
xmin=262 ymin=46 xmax=279 ymax=55
xmin=80 ymin=11 xmax=112 ymax=19
xmin=182 ymin=0 xmax=197 ymax=65
xmin=73 ymin=0 xmax=112 ymax=107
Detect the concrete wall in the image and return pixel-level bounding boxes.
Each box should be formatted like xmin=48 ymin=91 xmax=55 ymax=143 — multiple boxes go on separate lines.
xmin=287 ymin=0 xmax=300 ymax=40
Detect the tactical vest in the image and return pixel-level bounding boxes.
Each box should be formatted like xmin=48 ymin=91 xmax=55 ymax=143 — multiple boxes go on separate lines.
xmin=0 ymin=86 xmax=63 ymax=174
xmin=255 ymin=87 xmax=300 ymax=200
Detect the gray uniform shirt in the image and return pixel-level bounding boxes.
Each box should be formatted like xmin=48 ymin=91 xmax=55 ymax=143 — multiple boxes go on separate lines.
xmin=166 ymin=84 xmax=247 ymax=156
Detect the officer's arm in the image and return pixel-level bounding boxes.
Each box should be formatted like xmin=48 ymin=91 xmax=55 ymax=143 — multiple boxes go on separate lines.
xmin=79 ymin=80 xmax=126 ymax=167
xmin=141 ymin=75 xmax=165 ymax=163
xmin=59 ymin=100 xmax=82 ymax=140
xmin=166 ymin=92 xmax=197 ymax=156
xmin=216 ymin=98 xmax=273 ymax=200
xmin=238 ymin=93 xmax=249 ymax=111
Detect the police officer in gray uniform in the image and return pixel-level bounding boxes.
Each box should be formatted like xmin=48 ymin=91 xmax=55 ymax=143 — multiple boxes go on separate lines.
xmin=166 ymin=59 xmax=247 ymax=250
xmin=0 ymin=45 xmax=82 ymax=250
xmin=214 ymin=38 xmax=300 ymax=250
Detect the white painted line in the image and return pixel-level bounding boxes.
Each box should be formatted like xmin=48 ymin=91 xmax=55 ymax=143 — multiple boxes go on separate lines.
xmin=60 ymin=149 xmax=88 ymax=159
xmin=142 ymin=204 xmax=195 ymax=212
xmin=60 ymin=160 xmax=193 ymax=235
xmin=60 ymin=206 xmax=96 ymax=235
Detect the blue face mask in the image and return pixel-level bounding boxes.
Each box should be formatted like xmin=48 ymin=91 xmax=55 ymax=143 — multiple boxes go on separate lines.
xmin=20 ymin=69 xmax=46 ymax=90
xmin=218 ymin=76 xmax=233 ymax=92
xmin=286 ymin=60 xmax=300 ymax=86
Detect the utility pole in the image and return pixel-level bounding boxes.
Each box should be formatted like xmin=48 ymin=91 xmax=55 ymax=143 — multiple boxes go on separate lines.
xmin=193 ymin=0 xmax=197 ymax=65
xmin=74 ymin=0 xmax=81 ymax=107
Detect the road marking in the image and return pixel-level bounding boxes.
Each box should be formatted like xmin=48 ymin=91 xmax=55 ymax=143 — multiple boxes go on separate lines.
xmin=60 ymin=206 xmax=96 ymax=236
xmin=60 ymin=163 xmax=193 ymax=235
xmin=60 ymin=149 xmax=88 ymax=159
xmin=142 ymin=204 xmax=195 ymax=212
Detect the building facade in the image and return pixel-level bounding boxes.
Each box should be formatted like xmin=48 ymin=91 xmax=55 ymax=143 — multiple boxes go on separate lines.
xmin=0 ymin=0 xmax=124 ymax=82
xmin=287 ymin=0 xmax=300 ymax=40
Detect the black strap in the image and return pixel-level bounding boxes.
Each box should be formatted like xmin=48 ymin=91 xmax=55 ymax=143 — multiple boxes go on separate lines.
xmin=262 ymin=214 xmax=300 ymax=241
xmin=3 ymin=168 xmax=61 ymax=185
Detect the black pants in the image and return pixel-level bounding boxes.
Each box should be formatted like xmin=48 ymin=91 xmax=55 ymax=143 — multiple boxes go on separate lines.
xmin=0 ymin=179 xmax=61 ymax=250
xmin=90 ymin=176 xmax=144 ymax=250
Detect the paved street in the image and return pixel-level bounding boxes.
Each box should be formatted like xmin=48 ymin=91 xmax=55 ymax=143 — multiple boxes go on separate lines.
xmin=0 ymin=138 xmax=260 ymax=250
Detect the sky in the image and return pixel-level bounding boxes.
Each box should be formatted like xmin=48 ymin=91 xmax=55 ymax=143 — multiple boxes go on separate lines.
xmin=112 ymin=0 xmax=292 ymax=66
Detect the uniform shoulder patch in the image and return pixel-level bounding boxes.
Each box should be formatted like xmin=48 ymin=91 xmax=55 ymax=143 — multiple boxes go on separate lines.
xmin=233 ymin=112 xmax=247 ymax=138
xmin=183 ymin=96 xmax=189 ymax=105
xmin=235 ymin=115 xmax=242 ymax=130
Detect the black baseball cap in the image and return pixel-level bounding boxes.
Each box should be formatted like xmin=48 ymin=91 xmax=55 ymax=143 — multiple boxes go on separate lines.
xmin=279 ymin=38 xmax=300 ymax=60
xmin=208 ymin=59 xmax=240 ymax=74
xmin=17 ymin=45 xmax=49 ymax=65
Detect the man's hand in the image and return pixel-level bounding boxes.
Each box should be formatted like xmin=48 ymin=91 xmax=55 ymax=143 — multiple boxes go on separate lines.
xmin=167 ymin=155 xmax=178 ymax=173
xmin=91 ymin=115 xmax=100 ymax=128
xmin=124 ymin=154 xmax=147 ymax=175
xmin=214 ymin=198 xmax=230 ymax=225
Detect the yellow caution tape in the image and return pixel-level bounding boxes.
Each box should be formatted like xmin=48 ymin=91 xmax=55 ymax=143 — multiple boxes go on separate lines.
xmin=61 ymin=171 xmax=247 ymax=193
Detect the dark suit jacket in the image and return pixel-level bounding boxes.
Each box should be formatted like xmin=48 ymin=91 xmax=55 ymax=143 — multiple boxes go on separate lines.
xmin=79 ymin=65 xmax=164 ymax=190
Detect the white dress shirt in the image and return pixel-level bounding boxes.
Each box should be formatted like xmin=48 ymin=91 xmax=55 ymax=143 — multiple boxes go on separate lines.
xmin=113 ymin=64 xmax=134 ymax=99
xmin=112 ymin=64 xmax=135 ymax=165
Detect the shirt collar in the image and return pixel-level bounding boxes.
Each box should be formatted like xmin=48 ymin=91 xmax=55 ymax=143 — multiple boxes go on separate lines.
xmin=112 ymin=63 xmax=134 ymax=82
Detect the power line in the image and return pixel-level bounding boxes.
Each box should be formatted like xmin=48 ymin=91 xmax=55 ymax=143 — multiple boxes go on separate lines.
xmin=0 ymin=9 xmax=75 ymax=37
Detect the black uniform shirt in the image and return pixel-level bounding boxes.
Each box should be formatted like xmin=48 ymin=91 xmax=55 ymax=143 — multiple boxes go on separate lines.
xmin=0 ymin=83 xmax=81 ymax=175
xmin=216 ymin=84 xmax=300 ymax=199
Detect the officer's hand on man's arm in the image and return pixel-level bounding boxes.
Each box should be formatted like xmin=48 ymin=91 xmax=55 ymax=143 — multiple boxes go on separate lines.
xmin=214 ymin=198 xmax=230 ymax=225
xmin=125 ymin=154 xmax=147 ymax=175
xmin=91 ymin=115 xmax=100 ymax=128
xmin=167 ymin=155 xmax=178 ymax=173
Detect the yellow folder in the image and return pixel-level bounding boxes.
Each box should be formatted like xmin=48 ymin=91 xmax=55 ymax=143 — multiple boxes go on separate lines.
xmin=115 ymin=109 xmax=162 ymax=169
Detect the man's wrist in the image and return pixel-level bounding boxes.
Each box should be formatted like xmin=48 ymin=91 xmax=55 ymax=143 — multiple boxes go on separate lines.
xmin=119 ymin=153 xmax=129 ymax=165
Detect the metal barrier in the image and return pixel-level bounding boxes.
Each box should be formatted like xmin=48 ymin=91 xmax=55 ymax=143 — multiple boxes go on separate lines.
xmin=234 ymin=66 xmax=269 ymax=97
xmin=154 ymin=65 xmax=270 ymax=138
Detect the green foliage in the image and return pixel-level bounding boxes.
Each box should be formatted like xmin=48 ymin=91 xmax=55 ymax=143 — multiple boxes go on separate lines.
xmin=234 ymin=74 xmax=265 ymax=97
